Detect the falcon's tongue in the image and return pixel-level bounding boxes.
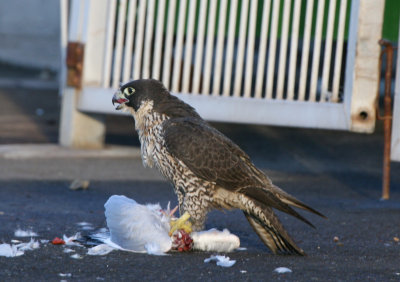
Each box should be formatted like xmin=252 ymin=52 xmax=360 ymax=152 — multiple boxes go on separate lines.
xmin=114 ymin=98 xmax=129 ymax=104
xmin=112 ymin=97 xmax=129 ymax=110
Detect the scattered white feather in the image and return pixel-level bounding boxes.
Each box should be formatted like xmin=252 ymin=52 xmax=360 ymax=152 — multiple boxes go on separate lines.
xmin=274 ymin=267 xmax=292 ymax=274
xmin=63 ymin=248 xmax=75 ymax=253
xmin=204 ymin=255 xmax=236 ymax=267
xmin=14 ymin=229 xmax=38 ymax=237
xmin=240 ymin=270 xmax=247 ymax=274
xmin=70 ymin=253 xmax=83 ymax=259
xmin=16 ymin=238 xmax=40 ymax=251
xmin=40 ymin=239 xmax=49 ymax=244
xmin=0 ymin=239 xmax=39 ymax=257
xmin=11 ymin=240 xmax=21 ymax=244
xmin=104 ymin=195 xmax=171 ymax=254
xmin=59 ymin=273 xmax=72 ymax=278
xmin=63 ymin=233 xmax=82 ymax=246
xmin=0 ymin=243 xmax=24 ymax=257
xmin=77 ymin=222 xmax=92 ymax=226
xmin=90 ymin=234 xmax=126 ymax=251
xmin=77 ymin=222 xmax=94 ymax=230
xmin=87 ymin=244 xmax=114 ymax=256
xmin=192 ymin=228 xmax=240 ymax=252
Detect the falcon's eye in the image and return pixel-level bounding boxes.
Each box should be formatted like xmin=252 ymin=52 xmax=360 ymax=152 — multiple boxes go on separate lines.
xmin=123 ymin=87 xmax=135 ymax=98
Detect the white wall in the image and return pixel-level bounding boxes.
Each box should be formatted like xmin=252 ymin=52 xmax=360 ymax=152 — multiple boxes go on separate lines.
xmin=0 ymin=0 xmax=60 ymax=71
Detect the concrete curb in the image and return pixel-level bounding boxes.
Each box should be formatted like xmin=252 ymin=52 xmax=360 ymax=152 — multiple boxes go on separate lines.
xmin=0 ymin=144 xmax=141 ymax=159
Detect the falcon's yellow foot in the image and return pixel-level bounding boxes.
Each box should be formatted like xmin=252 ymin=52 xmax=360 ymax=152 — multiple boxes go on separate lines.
xmin=169 ymin=212 xmax=192 ymax=236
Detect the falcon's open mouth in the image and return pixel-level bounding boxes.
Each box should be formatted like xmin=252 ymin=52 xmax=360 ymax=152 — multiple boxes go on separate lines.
xmin=112 ymin=92 xmax=129 ymax=110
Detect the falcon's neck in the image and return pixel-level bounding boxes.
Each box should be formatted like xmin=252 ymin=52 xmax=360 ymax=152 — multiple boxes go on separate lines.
xmin=130 ymin=100 xmax=169 ymax=134
xmin=129 ymin=99 xmax=169 ymax=168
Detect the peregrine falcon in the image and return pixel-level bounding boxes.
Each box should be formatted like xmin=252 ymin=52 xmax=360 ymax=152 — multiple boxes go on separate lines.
xmin=112 ymin=79 xmax=325 ymax=255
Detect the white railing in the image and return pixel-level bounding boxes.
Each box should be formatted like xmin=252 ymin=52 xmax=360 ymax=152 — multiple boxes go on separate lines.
xmin=60 ymin=0 xmax=386 ymax=148
xmin=100 ymin=0 xmax=349 ymax=103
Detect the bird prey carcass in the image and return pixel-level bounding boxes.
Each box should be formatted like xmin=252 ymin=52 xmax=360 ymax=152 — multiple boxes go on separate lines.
xmin=112 ymin=79 xmax=325 ymax=255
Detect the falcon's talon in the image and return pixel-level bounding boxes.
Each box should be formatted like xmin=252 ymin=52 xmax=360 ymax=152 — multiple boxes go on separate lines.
xmin=169 ymin=212 xmax=192 ymax=236
xmin=169 ymin=205 xmax=179 ymax=217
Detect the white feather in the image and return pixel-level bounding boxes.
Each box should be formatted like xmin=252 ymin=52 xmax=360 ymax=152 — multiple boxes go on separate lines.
xmin=104 ymin=195 xmax=172 ymax=253
xmin=204 ymin=255 xmax=236 ymax=267
xmin=87 ymin=244 xmax=114 ymax=256
xmin=0 ymin=238 xmax=39 ymax=257
xmin=274 ymin=267 xmax=292 ymax=273
xmin=191 ymin=228 xmax=240 ymax=252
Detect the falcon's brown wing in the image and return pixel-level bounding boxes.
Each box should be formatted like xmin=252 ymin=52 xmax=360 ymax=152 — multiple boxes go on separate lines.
xmin=163 ymin=117 xmax=324 ymax=224
xmin=162 ymin=117 xmax=263 ymax=190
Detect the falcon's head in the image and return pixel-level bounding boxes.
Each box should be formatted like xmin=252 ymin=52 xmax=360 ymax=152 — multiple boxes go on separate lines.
xmin=112 ymin=79 xmax=169 ymax=112
xmin=112 ymin=79 xmax=201 ymax=119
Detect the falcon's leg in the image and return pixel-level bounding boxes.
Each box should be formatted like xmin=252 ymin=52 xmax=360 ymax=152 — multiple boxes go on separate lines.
xmin=173 ymin=185 xmax=211 ymax=231
xmin=181 ymin=194 xmax=212 ymax=231
xmin=182 ymin=201 xmax=207 ymax=231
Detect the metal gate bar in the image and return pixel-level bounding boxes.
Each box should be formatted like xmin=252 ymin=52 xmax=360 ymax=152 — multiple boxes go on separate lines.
xmin=101 ymin=0 xmax=351 ymax=103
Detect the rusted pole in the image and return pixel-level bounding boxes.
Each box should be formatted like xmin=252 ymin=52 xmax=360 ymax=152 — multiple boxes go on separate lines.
xmin=378 ymin=39 xmax=394 ymax=200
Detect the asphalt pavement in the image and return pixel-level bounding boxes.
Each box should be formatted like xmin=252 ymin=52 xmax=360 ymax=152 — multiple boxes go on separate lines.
xmin=0 ymin=81 xmax=399 ymax=281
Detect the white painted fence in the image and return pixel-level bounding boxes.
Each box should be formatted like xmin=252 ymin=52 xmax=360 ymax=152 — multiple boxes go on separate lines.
xmin=60 ymin=0 xmax=386 ymax=148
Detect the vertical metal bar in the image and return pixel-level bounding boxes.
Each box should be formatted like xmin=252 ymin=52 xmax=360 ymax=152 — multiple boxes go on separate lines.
xmin=202 ymin=0 xmax=218 ymax=95
xmin=212 ymin=0 xmax=228 ymax=96
xmin=112 ymin=0 xmax=128 ymax=89
xmin=309 ymin=0 xmax=325 ymax=102
xmin=378 ymin=40 xmax=394 ymax=200
xmin=298 ymin=0 xmax=314 ymax=101
xmin=332 ymin=0 xmax=348 ymax=102
xmin=243 ymin=0 xmax=258 ymax=98
xmin=123 ymin=0 xmax=138 ymax=82
xmin=254 ymin=0 xmax=272 ymax=99
xmin=182 ymin=0 xmax=197 ymax=93
xmin=80 ymin=0 xmax=91 ymax=43
xmin=276 ymin=0 xmax=291 ymax=100
xmin=265 ymin=0 xmax=280 ymax=99
xmin=320 ymin=0 xmax=337 ymax=102
xmin=391 ymin=19 xmax=400 ymax=162
xmin=102 ymin=0 xmax=117 ymax=87
xmin=68 ymin=0 xmax=81 ymax=42
xmin=132 ymin=0 xmax=147 ymax=79
xmin=162 ymin=0 xmax=177 ymax=88
xmin=171 ymin=0 xmax=188 ymax=92
xmin=192 ymin=0 xmax=208 ymax=94
xmin=60 ymin=0 xmax=69 ymax=95
xmin=142 ymin=0 xmax=156 ymax=79
xmin=81 ymin=0 xmax=91 ymax=43
xmin=222 ymin=0 xmax=238 ymax=97
xmin=152 ymin=0 xmax=166 ymax=80
xmin=287 ymin=0 xmax=301 ymax=101
xmin=233 ymin=0 xmax=250 ymax=97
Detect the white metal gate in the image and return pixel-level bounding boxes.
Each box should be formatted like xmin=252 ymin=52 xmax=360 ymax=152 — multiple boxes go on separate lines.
xmin=60 ymin=0 xmax=385 ymax=148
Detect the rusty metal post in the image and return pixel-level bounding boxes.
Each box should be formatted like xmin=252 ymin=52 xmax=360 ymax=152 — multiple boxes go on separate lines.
xmin=377 ymin=39 xmax=394 ymax=200
xmin=66 ymin=42 xmax=85 ymax=89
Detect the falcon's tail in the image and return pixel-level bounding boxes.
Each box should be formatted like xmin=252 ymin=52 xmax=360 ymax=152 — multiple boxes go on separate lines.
xmin=241 ymin=197 xmax=306 ymax=255
xmin=214 ymin=186 xmax=324 ymax=255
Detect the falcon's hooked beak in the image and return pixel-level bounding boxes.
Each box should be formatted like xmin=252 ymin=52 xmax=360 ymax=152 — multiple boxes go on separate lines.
xmin=112 ymin=89 xmax=129 ymax=110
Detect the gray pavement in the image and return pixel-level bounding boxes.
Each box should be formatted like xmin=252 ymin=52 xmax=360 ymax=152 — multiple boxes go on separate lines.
xmin=0 ymin=83 xmax=400 ymax=281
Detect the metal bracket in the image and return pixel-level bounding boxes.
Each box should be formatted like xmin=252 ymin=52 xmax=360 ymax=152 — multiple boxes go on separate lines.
xmin=66 ymin=42 xmax=85 ymax=89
